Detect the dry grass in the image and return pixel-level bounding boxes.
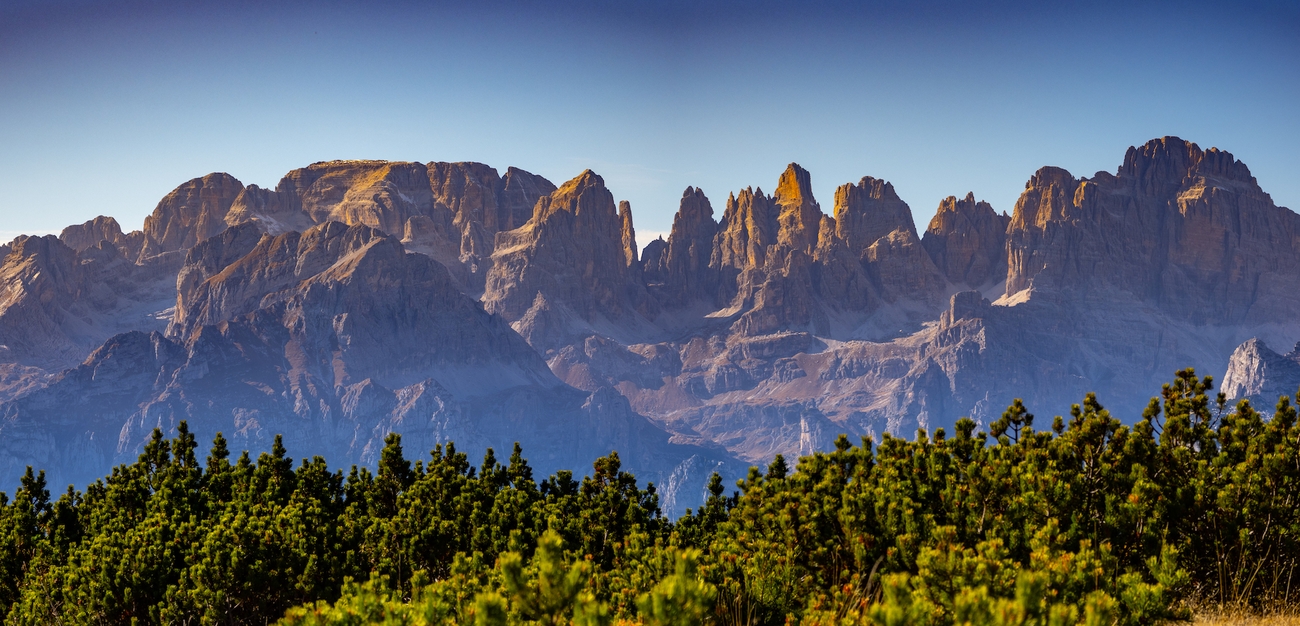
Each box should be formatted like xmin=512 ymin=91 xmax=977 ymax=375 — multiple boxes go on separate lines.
xmin=1192 ymin=610 xmax=1300 ymax=625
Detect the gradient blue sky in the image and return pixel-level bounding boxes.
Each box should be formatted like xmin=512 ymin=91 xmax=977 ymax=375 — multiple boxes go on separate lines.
xmin=1 ymin=0 xmax=1296 ymax=246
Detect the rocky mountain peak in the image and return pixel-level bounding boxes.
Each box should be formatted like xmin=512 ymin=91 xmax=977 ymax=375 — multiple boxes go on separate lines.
xmin=1009 ymin=166 xmax=1079 ymax=232
xmin=1005 ymin=137 xmax=1300 ymax=326
xmin=427 ymin=161 xmax=501 ymax=231
xmin=1222 ymin=338 xmax=1300 ymax=404
xmin=483 ymin=170 xmax=647 ymax=336
xmin=644 ymin=187 xmax=719 ymax=306
xmin=713 ymin=186 xmax=779 ymax=270
xmin=774 ymin=163 xmax=821 ymax=252
xmin=1120 ymin=137 xmax=1262 ymax=197
xmin=1120 ymin=136 xmax=1201 ymax=187
xmin=618 ymin=200 xmax=637 ymax=267
xmin=60 ymin=216 xmax=123 ymax=252
xmin=922 ymin=193 xmax=1009 ymax=288
xmin=833 ymin=176 xmax=916 ymax=255
xmin=499 ymin=167 xmax=558 ymax=232
xmin=169 ymin=221 xmax=397 ymax=341
xmin=141 ymin=173 xmax=245 ymax=258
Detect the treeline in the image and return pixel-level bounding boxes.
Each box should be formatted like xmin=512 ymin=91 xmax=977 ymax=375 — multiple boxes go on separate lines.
xmin=0 ymin=369 xmax=1296 ymax=624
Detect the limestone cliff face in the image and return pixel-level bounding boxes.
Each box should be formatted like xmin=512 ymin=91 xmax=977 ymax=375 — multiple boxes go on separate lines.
xmin=293 ymin=161 xmax=435 ymax=234
xmin=773 ymin=164 xmax=821 ymax=253
xmin=619 ymin=201 xmax=638 ymax=268
xmin=643 ymin=187 xmax=719 ymax=306
xmin=428 ymin=161 xmax=500 ymax=231
xmin=922 ymin=193 xmax=1009 ymax=288
xmin=0 ymin=222 xmax=739 ymax=514
xmin=499 ymin=167 xmax=558 ymax=232
xmin=62 ymin=215 xmax=126 ymax=251
xmin=713 ymin=187 xmax=779 ymax=272
xmin=861 ymin=227 xmax=946 ymax=304
xmin=223 ymin=182 xmax=317 ymax=235
xmin=1006 ymin=137 xmax=1300 ymax=325
xmin=224 ymin=160 xmax=555 ymax=294
xmin=59 ymin=216 xmax=145 ymax=260
xmin=834 ymin=177 xmax=915 ymax=255
xmin=483 ymin=171 xmax=649 ymax=339
xmin=812 ymin=216 xmax=877 ymax=312
xmin=424 ymin=161 xmax=498 ymax=291
xmin=142 ymin=173 xmax=245 ymax=258
xmin=724 ymin=166 xmax=829 ymax=335
xmin=0 ymin=235 xmax=177 ymax=373
xmin=172 ymin=221 xmax=556 ymax=394
xmin=1222 ymin=338 xmax=1300 ymax=405
xmin=8 ymin=138 xmax=1300 ymax=508
xmin=704 ymin=165 xmax=946 ymax=335
xmin=829 ymin=175 xmax=945 ymax=304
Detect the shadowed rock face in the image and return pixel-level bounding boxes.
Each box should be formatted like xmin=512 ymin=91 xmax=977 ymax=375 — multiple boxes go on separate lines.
xmin=59 ymin=215 xmax=146 ymax=260
xmin=60 ymin=218 xmax=126 ymax=251
xmin=1005 ymin=137 xmax=1300 ymax=325
xmin=3 ymin=136 xmax=1299 ymax=508
xmin=0 ymin=234 xmax=178 ymax=375
xmin=923 ymin=193 xmax=1009 ymax=289
xmin=643 ymin=187 xmax=719 ymax=306
xmin=714 ymin=187 xmax=779 ymax=272
xmin=834 ymin=176 xmax=916 ymax=256
xmin=0 ymin=221 xmax=740 ymax=515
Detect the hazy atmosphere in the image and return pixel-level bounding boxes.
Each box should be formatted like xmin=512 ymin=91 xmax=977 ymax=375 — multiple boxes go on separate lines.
xmin=3 ymin=2 xmax=1300 ymax=623
xmin=2 ymin=0 xmax=1296 ymax=245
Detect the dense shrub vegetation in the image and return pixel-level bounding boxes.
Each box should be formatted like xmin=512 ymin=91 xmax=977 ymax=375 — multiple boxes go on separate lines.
xmin=0 ymin=369 xmax=1296 ymax=624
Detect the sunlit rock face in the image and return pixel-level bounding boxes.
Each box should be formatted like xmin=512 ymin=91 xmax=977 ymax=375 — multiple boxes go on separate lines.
xmin=483 ymin=170 xmax=655 ymax=354
xmin=1222 ymin=338 xmax=1300 ymax=408
xmin=642 ymin=187 xmax=719 ymax=308
xmin=142 ymin=173 xmax=246 ymax=258
xmin=2 ymin=137 xmax=1299 ymax=511
xmin=223 ymin=160 xmax=557 ymax=293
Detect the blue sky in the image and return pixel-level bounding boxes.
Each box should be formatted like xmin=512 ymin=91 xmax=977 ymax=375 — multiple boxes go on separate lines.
xmin=1 ymin=0 xmax=1296 ymax=246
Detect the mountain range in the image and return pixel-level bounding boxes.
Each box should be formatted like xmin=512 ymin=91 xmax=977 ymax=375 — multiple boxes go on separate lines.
xmin=1 ymin=137 xmax=1297 ymax=513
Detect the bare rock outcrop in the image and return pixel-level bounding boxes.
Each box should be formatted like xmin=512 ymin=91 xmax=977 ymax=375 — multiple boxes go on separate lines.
xmin=619 ymin=200 xmax=638 ymax=268
xmin=922 ymin=193 xmax=1009 ymax=288
xmin=705 ymin=165 xmax=946 ymax=336
xmin=834 ymin=176 xmax=915 ymax=255
xmin=484 ymin=170 xmax=650 ymax=334
xmin=0 ymin=235 xmax=178 ymax=373
xmin=224 ymin=160 xmax=556 ymax=293
xmin=1222 ymin=338 xmax=1300 ymax=406
xmin=0 ymin=222 xmax=740 ymax=514
xmin=60 ymin=216 xmax=143 ymax=259
xmin=141 ymin=173 xmax=244 ymax=257
xmin=712 ymin=187 xmax=779 ymax=273
xmin=1005 ymin=137 xmax=1300 ymax=325
xmin=811 ymin=216 xmax=877 ymax=313
xmin=829 ymin=175 xmax=946 ymax=305
xmin=499 ymin=167 xmax=558 ymax=232
xmin=773 ymin=164 xmax=821 ymax=253
xmin=643 ymin=187 xmax=720 ymax=306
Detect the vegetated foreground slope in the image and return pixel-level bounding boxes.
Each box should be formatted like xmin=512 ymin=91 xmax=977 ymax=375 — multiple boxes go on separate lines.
xmin=0 ymin=137 xmax=1298 ymax=508
xmin=0 ymin=370 xmax=1295 ymax=625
